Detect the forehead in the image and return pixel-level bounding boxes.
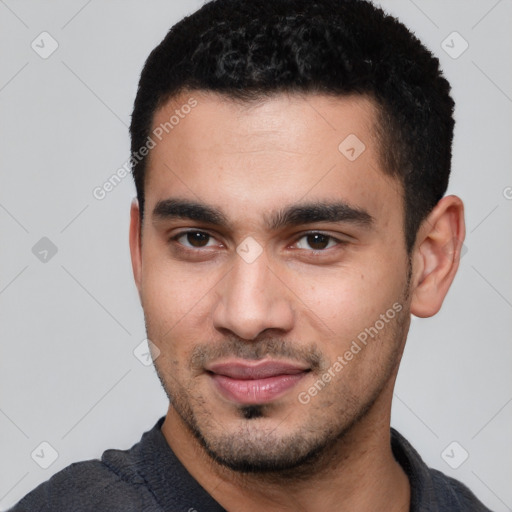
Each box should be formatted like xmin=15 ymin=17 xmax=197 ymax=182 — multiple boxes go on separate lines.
xmin=145 ymin=91 xmax=402 ymax=235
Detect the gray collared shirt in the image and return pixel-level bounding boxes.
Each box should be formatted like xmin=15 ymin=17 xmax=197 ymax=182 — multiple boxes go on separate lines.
xmin=10 ymin=418 xmax=493 ymax=511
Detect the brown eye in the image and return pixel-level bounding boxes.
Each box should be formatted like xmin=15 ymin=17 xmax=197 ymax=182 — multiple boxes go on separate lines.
xmin=295 ymin=233 xmax=338 ymax=251
xmin=175 ymin=231 xmax=214 ymax=248
xmin=188 ymin=232 xmax=210 ymax=247
xmin=307 ymin=234 xmax=330 ymax=250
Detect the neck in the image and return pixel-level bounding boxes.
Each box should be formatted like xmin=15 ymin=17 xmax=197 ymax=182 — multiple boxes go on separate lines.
xmin=162 ymin=386 xmax=410 ymax=512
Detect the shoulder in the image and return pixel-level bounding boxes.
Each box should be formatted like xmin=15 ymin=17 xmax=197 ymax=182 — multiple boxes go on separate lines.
xmin=390 ymin=428 xmax=493 ymax=511
xmin=428 ymin=468 xmax=493 ymax=512
xmin=8 ymin=420 xmax=167 ymax=512
xmin=8 ymin=455 xmax=156 ymax=512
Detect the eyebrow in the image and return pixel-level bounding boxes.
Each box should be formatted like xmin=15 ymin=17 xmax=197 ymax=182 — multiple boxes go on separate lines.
xmin=152 ymin=198 xmax=375 ymax=231
xmin=153 ymin=198 xmax=228 ymax=226
xmin=268 ymin=201 xmax=374 ymax=231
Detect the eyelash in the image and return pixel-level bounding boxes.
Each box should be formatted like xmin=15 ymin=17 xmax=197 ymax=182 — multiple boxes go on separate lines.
xmin=169 ymin=230 xmax=347 ymax=254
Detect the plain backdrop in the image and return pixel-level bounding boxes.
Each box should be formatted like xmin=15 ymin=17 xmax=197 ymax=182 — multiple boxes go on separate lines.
xmin=0 ymin=1 xmax=511 ymax=510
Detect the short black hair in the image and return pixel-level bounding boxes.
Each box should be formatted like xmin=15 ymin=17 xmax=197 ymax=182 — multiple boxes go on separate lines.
xmin=130 ymin=0 xmax=455 ymax=254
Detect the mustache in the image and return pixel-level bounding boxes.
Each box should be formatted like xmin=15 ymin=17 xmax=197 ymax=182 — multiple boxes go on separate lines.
xmin=189 ymin=335 xmax=326 ymax=372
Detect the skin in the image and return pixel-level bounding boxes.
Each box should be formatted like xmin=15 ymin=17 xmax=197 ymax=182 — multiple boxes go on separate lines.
xmin=129 ymin=91 xmax=465 ymax=511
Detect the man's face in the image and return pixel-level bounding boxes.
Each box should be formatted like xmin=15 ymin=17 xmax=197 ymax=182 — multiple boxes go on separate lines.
xmin=132 ymin=92 xmax=413 ymax=472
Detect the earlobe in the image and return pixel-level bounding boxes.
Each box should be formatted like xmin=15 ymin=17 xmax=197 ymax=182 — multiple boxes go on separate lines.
xmin=410 ymin=195 xmax=466 ymax=318
xmin=129 ymin=198 xmax=143 ymax=298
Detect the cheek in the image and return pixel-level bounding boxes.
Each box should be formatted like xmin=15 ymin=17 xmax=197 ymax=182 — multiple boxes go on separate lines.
xmin=141 ymin=271 xmax=190 ymax=335
xmin=140 ymin=241 xmax=213 ymax=330
xmin=287 ymin=256 xmax=405 ymax=342
xmin=142 ymin=273 xmax=204 ymax=382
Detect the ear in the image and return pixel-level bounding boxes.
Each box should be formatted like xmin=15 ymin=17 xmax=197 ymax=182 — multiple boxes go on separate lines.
xmin=129 ymin=198 xmax=143 ymax=298
xmin=410 ymin=195 xmax=466 ymax=318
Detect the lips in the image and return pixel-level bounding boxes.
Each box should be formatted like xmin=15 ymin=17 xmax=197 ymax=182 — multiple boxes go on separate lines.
xmin=206 ymin=359 xmax=309 ymax=405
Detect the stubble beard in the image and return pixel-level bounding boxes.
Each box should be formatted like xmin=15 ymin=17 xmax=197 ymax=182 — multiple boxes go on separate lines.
xmin=151 ymin=260 xmax=413 ymax=478
xmin=153 ymin=317 xmax=410 ymax=478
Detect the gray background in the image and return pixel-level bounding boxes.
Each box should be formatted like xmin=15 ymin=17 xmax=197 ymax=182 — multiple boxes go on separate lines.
xmin=0 ymin=0 xmax=511 ymax=510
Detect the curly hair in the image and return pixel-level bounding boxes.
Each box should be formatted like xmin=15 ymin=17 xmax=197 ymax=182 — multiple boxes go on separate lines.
xmin=130 ymin=0 xmax=455 ymax=254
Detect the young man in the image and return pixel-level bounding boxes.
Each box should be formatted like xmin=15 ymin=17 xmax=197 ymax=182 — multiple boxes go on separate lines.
xmin=11 ymin=0 xmax=493 ymax=510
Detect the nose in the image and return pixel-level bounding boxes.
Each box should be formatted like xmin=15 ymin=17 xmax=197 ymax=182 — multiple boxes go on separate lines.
xmin=212 ymin=249 xmax=295 ymax=341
